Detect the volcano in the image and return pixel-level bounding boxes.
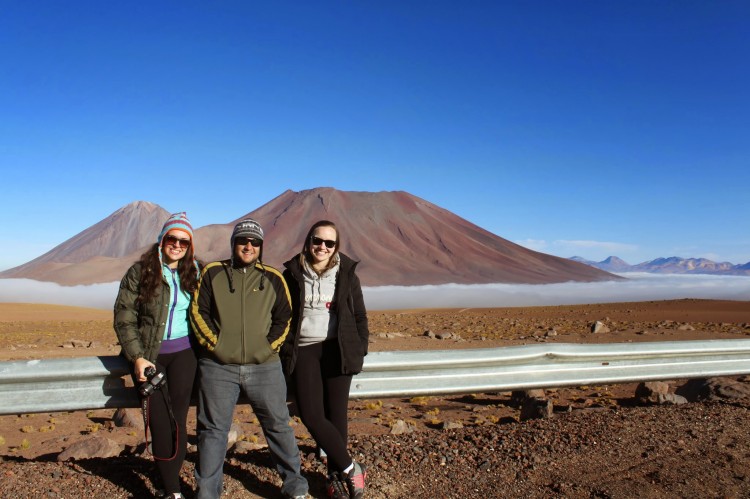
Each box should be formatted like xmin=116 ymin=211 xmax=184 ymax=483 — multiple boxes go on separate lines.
xmin=1 ymin=188 xmax=617 ymax=286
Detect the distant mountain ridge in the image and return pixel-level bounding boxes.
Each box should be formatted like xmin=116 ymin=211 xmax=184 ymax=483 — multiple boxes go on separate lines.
xmin=0 ymin=188 xmax=618 ymax=287
xmin=1 ymin=201 xmax=171 ymax=285
xmin=570 ymin=255 xmax=750 ymax=276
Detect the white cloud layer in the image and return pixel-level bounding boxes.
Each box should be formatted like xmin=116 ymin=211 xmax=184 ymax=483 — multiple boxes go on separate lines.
xmin=1 ymin=274 xmax=749 ymax=311
xmin=0 ymin=280 xmax=121 ymax=310
xmin=364 ymin=273 xmax=750 ymax=310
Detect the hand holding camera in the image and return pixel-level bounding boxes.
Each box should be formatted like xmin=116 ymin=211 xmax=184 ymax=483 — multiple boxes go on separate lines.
xmin=139 ymin=366 xmax=167 ymax=397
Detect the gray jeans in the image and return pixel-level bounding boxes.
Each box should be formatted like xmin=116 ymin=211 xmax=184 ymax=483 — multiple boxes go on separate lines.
xmin=195 ymin=357 xmax=308 ymax=499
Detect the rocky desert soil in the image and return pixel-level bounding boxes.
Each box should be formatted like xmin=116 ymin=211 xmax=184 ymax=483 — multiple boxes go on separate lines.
xmin=1 ymin=299 xmax=750 ymax=498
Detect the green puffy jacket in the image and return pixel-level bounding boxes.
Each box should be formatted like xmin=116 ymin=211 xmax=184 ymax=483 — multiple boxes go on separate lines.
xmin=113 ymin=263 xmax=172 ymax=363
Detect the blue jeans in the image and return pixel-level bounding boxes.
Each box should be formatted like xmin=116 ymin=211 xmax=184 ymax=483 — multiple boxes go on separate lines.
xmin=195 ymin=357 xmax=308 ymax=499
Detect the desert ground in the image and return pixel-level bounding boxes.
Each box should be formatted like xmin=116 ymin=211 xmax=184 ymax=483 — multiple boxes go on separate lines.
xmin=1 ymin=299 xmax=750 ymax=498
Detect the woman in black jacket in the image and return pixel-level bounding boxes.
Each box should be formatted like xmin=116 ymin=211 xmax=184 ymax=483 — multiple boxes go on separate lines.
xmin=281 ymin=220 xmax=369 ymax=499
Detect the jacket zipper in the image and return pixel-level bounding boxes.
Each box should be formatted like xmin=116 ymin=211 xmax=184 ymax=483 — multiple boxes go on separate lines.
xmin=240 ymin=268 xmax=246 ymax=364
xmin=166 ymin=269 xmax=179 ymax=340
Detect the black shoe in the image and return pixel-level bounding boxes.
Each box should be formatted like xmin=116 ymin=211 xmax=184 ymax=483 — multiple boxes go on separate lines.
xmin=326 ymin=471 xmax=350 ymax=499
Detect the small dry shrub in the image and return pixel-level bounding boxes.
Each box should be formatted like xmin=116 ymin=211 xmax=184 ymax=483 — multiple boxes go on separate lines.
xmin=364 ymin=400 xmax=383 ymax=411
xmin=410 ymin=396 xmax=432 ymax=405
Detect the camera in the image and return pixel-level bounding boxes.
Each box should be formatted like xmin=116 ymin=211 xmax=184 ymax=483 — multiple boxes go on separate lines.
xmin=139 ymin=366 xmax=167 ymax=397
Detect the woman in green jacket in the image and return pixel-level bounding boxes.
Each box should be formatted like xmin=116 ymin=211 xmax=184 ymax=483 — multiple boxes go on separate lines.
xmin=114 ymin=212 xmax=201 ymax=499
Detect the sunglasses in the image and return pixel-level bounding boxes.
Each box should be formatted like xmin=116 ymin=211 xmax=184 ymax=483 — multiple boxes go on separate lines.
xmin=163 ymin=234 xmax=191 ymax=248
xmin=235 ymin=236 xmax=262 ymax=247
xmin=311 ymin=236 xmax=336 ymax=249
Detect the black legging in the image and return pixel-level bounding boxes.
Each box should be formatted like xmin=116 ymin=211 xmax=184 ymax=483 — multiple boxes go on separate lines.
xmin=135 ymin=347 xmax=197 ymax=494
xmin=292 ymin=339 xmax=353 ymax=473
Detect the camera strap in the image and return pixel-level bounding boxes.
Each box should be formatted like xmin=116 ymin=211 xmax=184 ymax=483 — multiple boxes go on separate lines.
xmin=141 ymin=380 xmax=179 ymax=461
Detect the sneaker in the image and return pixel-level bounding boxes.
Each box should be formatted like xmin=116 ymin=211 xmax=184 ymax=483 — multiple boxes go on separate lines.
xmin=326 ymin=472 xmax=350 ymax=499
xmin=344 ymin=462 xmax=366 ymax=499
xmin=155 ymin=491 xmax=183 ymax=499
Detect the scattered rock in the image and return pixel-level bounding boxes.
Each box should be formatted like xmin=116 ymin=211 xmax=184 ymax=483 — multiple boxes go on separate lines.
xmin=232 ymin=440 xmax=267 ymax=454
xmin=390 ymin=419 xmax=415 ymax=435
xmin=591 ymin=321 xmax=610 ymax=334
xmin=57 ymin=436 xmax=123 ymax=461
xmin=657 ymin=393 xmax=688 ymax=405
xmin=520 ymin=397 xmax=553 ymax=420
xmin=68 ymin=339 xmax=92 ymax=348
xmin=227 ymin=423 xmax=243 ymax=449
xmin=676 ymin=377 xmax=750 ymax=402
xmin=376 ymin=332 xmax=407 ymax=339
xmin=634 ymin=381 xmax=671 ymax=404
xmin=441 ymin=421 xmax=464 ymax=430
xmin=511 ymin=389 xmax=545 ymax=406
xmin=112 ymin=408 xmax=143 ymax=430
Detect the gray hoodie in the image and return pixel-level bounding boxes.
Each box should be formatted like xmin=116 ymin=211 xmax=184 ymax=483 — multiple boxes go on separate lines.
xmin=298 ymin=255 xmax=340 ymax=346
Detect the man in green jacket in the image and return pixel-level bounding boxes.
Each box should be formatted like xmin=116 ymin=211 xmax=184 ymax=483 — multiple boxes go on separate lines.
xmin=190 ymin=219 xmax=308 ymax=499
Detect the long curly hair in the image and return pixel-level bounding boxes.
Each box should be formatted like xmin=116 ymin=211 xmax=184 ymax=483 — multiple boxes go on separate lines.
xmin=136 ymin=242 xmax=200 ymax=305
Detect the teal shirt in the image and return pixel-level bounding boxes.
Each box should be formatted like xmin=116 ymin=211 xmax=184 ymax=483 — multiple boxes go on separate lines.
xmin=161 ymin=265 xmax=191 ymax=341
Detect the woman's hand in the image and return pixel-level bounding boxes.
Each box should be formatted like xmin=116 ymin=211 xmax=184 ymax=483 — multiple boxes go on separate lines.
xmin=134 ymin=357 xmax=156 ymax=382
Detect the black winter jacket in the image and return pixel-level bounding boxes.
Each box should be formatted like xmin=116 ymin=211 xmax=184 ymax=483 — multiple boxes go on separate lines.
xmin=280 ymin=253 xmax=369 ymax=375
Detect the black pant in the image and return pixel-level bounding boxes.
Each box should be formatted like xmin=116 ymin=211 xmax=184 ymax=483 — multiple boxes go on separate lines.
xmin=292 ymin=340 xmax=353 ymax=473
xmin=136 ymin=347 xmax=197 ymax=494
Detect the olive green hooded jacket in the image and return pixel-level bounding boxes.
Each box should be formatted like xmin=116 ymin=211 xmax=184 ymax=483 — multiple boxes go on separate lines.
xmin=189 ymin=260 xmax=292 ymax=365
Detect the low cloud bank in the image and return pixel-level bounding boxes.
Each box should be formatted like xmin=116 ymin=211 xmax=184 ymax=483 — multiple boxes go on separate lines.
xmin=0 ymin=279 xmax=120 ymax=310
xmin=0 ymin=273 xmax=748 ymax=311
xmin=364 ymin=273 xmax=750 ymax=310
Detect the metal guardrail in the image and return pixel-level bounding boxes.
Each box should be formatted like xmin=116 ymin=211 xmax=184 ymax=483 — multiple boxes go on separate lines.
xmin=2 ymin=339 xmax=750 ymax=415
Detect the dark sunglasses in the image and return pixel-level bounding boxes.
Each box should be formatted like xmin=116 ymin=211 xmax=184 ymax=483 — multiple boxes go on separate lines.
xmin=235 ymin=236 xmax=262 ymax=247
xmin=163 ymin=234 xmax=191 ymax=248
xmin=311 ymin=236 xmax=336 ymax=249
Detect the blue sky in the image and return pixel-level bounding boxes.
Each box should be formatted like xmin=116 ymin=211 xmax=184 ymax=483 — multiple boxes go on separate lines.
xmin=2 ymin=1 xmax=749 ymax=272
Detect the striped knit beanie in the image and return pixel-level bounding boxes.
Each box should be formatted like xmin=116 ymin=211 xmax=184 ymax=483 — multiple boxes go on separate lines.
xmin=158 ymin=212 xmax=194 ymax=246
xmin=231 ymin=219 xmax=264 ymax=248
